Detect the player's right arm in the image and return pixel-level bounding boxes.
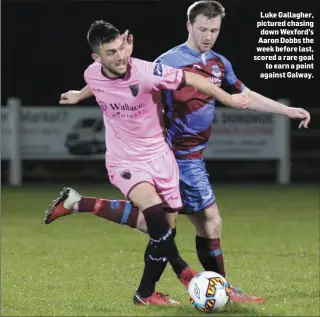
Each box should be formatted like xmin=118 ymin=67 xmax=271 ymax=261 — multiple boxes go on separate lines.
xmin=59 ymin=86 xmax=94 ymax=104
xmin=184 ymin=71 xmax=249 ymax=110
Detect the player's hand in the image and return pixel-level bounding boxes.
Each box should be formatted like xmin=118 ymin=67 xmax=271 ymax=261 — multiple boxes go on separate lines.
xmin=120 ymin=29 xmax=133 ymax=57
xmin=59 ymin=90 xmax=81 ymax=104
xmin=286 ymin=107 xmax=311 ymax=129
xmin=229 ymin=91 xmax=250 ymax=109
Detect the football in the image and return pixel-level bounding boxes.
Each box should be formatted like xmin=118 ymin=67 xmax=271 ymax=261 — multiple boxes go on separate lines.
xmin=188 ymin=271 xmax=231 ymax=313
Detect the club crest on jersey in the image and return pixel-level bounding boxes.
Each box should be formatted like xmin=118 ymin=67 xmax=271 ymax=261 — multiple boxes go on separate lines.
xmin=121 ymin=170 xmax=131 ymax=180
xmin=129 ymin=84 xmax=139 ymax=97
xmin=212 ymin=65 xmax=221 ymax=77
xmin=153 ymin=63 xmax=163 ymax=77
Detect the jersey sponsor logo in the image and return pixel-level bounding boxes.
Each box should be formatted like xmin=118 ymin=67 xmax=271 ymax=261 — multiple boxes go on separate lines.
xmin=211 ymin=64 xmax=221 ymax=77
xmin=97 ymin=101 xmax=147 ymax=118
xmin=109 ymin=103 xmax=144 ymax=111
xmin=111 ymin=111 xmax=145 ymax=119
xmin=109 ymin=103 xmax=146 ymax=119
xmin=129 ymin=84 xmax=139 ymax=97
xmin=153 ymin=63 xmax=163 ymax=76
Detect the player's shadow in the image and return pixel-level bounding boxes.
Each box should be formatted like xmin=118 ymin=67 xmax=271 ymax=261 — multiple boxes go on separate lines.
xmin=90 ymin=302 xmax=262 ymax=316
xmin=218 ymin=302 xmax=262 ymax=316
xmin=143 ymin=302 xmax=262 ymax=316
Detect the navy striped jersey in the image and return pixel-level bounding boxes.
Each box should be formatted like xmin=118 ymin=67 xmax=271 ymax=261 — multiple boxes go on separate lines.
xmin=155 ymin=43 xmax=245 ymax=159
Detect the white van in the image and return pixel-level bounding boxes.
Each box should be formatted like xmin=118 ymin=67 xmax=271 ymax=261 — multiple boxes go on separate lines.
xmin=65 ymin=118 xmax=105 ymax=155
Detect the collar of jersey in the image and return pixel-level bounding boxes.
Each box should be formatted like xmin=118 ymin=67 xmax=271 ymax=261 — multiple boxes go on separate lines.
xmin=181 ymin=43 xmax=211 ymax=59
xmin=100 ymin=58 xmax=132 ymax=81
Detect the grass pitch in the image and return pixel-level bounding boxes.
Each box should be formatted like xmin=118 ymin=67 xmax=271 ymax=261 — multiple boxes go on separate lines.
xmin=1 ymin=185 xmax=319 ymax=316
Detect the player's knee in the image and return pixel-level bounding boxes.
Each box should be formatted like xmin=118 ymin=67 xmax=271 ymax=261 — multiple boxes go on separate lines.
xmin=164 ymin=209 xmax=178 ymax=228
xmin=206 ymin=203 xmax=221 ymax=222
xmin=207 ymin=210 xmax=222 ymax=234
xmin=142 ymin=203 xmax=172 ymax=241
xmin=212 ymin=214 xmax=222 ymax=234
xmin=198 ymin=205 xmax=222 ymax=238
xmin=196 ymin=216 xmax=221 ymax=238
xmin=135 ymin=212 xmax=148 ymax=234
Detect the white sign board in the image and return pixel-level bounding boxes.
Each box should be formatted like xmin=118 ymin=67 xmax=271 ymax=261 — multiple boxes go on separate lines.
xmin=204 ymin=109 xmax=285 ymax=159
xmin=1 ymin=106 xmax=286 ymax=160
xmin=1 ymin=106 xmax=105 ymax=159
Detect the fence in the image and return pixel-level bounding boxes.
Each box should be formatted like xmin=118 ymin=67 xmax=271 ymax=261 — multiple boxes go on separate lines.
xmin=1 ymin=98 xmax=301 ymax=186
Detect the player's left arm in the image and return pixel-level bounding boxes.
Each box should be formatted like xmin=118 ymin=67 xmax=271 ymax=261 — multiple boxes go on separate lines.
xmin=151 ymin=62 xmax=249 ymax=109
xmin=243 ymin=88 xmax=310 ymax=129
xmin=183 ymin=71 xmax=249 ymax=110
xmin=222 ymin=57 xmax=310 ymax=129
xmin=59 ymin=86 xmax=94 ymax=104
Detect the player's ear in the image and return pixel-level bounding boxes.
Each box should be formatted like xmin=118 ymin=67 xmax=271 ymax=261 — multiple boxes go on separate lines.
xmin=186 ymin=21 xmax=192 ymax=33
xmin=92 ymin=53 xmax=101 ymax=63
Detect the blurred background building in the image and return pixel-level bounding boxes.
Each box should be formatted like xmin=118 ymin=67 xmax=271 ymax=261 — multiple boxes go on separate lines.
xmin=2 ymin=0 xmax=319 ymax=184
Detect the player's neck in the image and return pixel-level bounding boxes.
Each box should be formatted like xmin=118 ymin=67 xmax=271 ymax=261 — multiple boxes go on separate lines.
xmin=186 ymin=39 xmax=199 ymax=53
xmin=185 ymin=38 xmax=205 ymax=55
xmin=101 ymin=66 xmax=121 ymax=79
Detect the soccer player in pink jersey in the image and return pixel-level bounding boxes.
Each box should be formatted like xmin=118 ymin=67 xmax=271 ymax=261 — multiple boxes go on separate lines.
xmin=49 ymin=2 xmax=311 ymax=305
xmin=44 ymin=20 xmax=250 ymax=306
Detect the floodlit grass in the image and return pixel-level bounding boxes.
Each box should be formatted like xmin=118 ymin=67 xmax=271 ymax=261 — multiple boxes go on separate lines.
xmin=2 ymin=185 xmax=319 ymax=316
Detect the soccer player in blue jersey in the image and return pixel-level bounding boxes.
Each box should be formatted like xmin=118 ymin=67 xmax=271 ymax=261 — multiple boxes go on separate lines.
xmin=48 ymin=0 xmax=310 ymax=305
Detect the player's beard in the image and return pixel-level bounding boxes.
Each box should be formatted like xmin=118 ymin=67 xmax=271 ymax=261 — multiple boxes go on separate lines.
xmin=103 ymin=60 xmax=128 ymax=78
xmin=191 ymin=32 xmax=215 ymax=53
xmin=201 ymin=41 xmax=214 ymax=51
xmin=113 ymin=59 xmax=128 ymax=77
xmin=196 ymin=37 xmax=215 ymax=53
xmin=190 ymin=39 xmax=212 ymax=54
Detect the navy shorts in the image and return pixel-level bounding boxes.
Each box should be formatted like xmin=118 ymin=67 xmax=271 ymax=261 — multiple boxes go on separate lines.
xmin=176 ymin=158 xmax=216 ymax=214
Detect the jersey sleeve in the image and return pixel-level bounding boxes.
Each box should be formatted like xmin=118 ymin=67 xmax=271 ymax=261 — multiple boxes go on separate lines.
xmin=83 ymin=62 xmax=101 ymax=87
xmin=147 ymin=62 xmax=186 ymax=91
xmin=220 ymin=57 xmax=245 ymax=93
xmin=84 ymin=72 xmax=89 ymax=86
xmin=83 ymin=66 xmax=93 ymax=88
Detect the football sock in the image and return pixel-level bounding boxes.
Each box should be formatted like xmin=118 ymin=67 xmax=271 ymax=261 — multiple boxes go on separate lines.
xmin=143 ymin=204 xmax=188 ymax=277
xmin=74 ymin=197 xmax=139 ymax=229
xmin=137 ymin=204 xmax=188 ymax=298
xmin=136 ymin=240 xmax=169 ymax=298
xmin=196 ymin=236 xmax=226 ymax=277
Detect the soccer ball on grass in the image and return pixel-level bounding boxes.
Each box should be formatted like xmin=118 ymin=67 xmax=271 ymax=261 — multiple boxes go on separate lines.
xmin=188 ymin=271 xmax=231 ymax=313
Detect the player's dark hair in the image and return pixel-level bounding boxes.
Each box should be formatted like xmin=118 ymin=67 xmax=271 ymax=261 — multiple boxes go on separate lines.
xmin=87 ymin=20 xmax=120 ymax=53
xmin=187 ymin=1 xmax=225 ymax=24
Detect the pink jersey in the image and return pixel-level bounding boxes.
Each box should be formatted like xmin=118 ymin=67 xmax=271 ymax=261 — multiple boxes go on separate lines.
xmin=84 ymin=57 xmax=185 ymax=164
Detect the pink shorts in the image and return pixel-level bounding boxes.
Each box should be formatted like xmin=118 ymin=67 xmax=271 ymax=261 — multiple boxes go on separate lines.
xmin=107 ymin=150 xmax=182 ymax=211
